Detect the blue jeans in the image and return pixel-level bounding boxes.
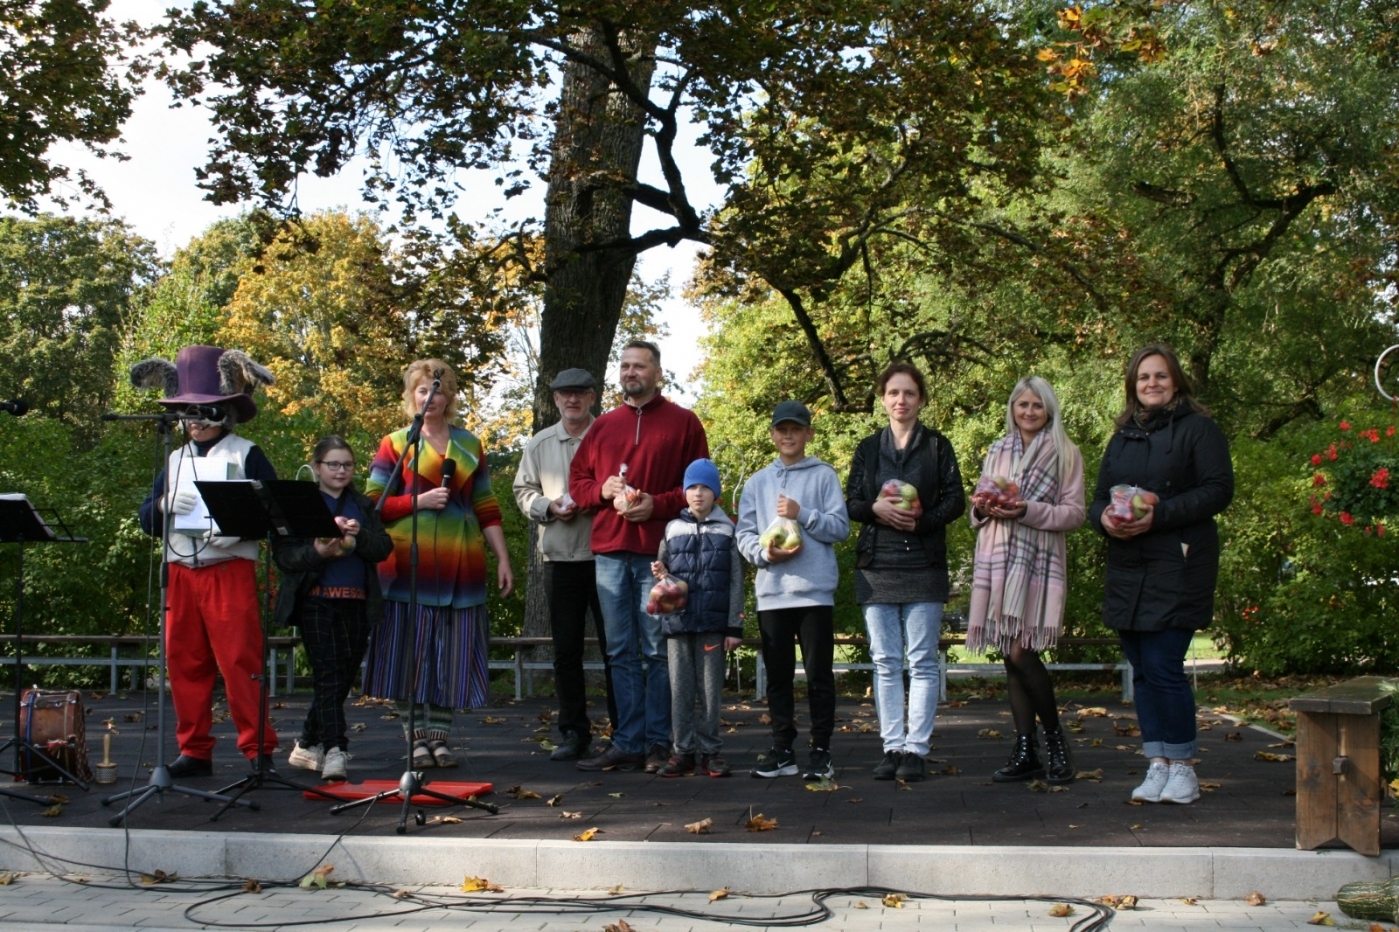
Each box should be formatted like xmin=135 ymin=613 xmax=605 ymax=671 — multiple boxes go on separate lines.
xmin=863 ymin=602 xmax=942 ymax=757
xmin=1119 ymin=628 xmax=1198 ymax=759
xmin=595 ymin=553 xmax=670 ymax=755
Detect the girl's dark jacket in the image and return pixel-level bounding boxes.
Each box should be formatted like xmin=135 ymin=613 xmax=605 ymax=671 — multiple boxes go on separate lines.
xmin=272 ymin=486 xmax=394 ymax=629
xmin=845 ymin=426 xmax=966 ymax=600
xmin=1088 ymin=406 xmax=1234 ymax=633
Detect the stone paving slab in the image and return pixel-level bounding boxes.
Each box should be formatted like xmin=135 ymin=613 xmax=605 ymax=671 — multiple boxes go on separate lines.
xmin=0 ymin=875 xmax=1357 ymax=932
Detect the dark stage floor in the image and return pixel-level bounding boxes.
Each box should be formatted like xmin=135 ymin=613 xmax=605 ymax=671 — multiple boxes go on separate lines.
xmin=0 ymin=684 xmax=1361 ymax=848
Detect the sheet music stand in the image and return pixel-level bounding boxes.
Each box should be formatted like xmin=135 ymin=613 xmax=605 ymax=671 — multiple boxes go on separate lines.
xmin=194 ymin=479 xmax=348 ymax=818
xmin=0 ymin=496 xmax=88 ymax=803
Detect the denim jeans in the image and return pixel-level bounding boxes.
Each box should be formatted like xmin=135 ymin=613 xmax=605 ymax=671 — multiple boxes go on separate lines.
xmin=1118 ymin=628 xmax=1198 ymax=759
xmin=863 ymin=601 xmax=942 ymax=757
xmin=594 ymin=553 xmax=670 ymax=755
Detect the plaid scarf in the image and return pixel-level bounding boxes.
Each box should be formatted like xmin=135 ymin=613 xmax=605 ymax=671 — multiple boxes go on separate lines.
xmin=967 ymin=431 xmax=1068 ymax=652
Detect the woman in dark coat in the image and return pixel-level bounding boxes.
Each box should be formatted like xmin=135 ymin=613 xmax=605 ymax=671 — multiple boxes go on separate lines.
xmin=1090 ymin=345 xmax=1233 ymax=805
xmin=273 ymin=435 xmax=393 ymax=781
xmin=846 ymin=363 xmax=965 ymax=783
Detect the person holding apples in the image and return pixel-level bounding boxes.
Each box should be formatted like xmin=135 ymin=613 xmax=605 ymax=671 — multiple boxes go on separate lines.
xmin=967 ymin=377 xmax=1085 ymax=785
xmin=1090 ymin=345 xmax=1233 ymax=805
xmin=846 ymin=364 xmax=965 ymax=783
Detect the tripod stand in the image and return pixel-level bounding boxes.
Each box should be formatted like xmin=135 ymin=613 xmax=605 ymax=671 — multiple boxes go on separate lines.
xmin=0 ymin=496 xmax=86 ymax=804
xmin=99 ymin=411 xmax=256 ymax=825
xmin=195 ymin=478 xmax=349 ymax=819
xmin=328 ymin=373 xmax=497 ymax=831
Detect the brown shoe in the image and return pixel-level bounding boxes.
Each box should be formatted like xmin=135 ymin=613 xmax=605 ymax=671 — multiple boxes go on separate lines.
xmin=576 ymin=744 xmax=644 ymax=772
xmin=643 ymin=744 xmax=669 ymax=774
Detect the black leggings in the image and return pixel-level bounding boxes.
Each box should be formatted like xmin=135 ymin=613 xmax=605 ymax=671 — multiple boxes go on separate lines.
xmin=1003 ymin=642 xmax=1060 ymax=734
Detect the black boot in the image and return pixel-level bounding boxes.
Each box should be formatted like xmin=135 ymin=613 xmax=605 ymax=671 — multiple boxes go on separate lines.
xmin=1044 ymin=727 xmax=1074 ymax=785
xmin=993 ymin=732 xmax=1045 ymax=782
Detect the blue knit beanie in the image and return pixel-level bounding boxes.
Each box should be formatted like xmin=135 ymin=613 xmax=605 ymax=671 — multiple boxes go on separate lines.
xmin=682 ymin=458 xmax=722 ymax=499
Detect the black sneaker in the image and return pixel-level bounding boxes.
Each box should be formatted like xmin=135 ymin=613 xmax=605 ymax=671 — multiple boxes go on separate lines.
xmin=872 ymin=749 xmax=902 ymax=781
xmin=752 ymin=747 xmax=798 ymax=778
xmin=895 ymin=751 xmax=926 ymax=782
xmin=576 ymin=745 xmax=644 ymax=772
xmin=802 ymin=748 xmax=834 ymax=781
xmin=644 ymin=744 xmax=670 ymax=774
xmin=659 ymin=753 xmax=695 ymax=778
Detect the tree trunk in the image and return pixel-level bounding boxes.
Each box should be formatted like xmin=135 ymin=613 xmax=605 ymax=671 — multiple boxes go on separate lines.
xmin=522 ymin=27 xmax=657 ymax=643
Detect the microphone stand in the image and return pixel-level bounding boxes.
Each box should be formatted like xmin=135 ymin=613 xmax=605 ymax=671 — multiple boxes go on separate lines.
xmin=98 ymin=411 xmax=256 ymax=825
xmin=331 ymin=375 xmax=497 ymax=831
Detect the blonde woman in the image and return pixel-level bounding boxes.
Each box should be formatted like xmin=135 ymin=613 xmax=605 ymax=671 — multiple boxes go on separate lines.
xmin=968 ymin=377 xmax=1085 ymax=784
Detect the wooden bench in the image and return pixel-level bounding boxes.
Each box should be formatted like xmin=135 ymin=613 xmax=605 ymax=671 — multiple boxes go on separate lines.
xmin=1290 ymin=675 xmax=1394 ymax=856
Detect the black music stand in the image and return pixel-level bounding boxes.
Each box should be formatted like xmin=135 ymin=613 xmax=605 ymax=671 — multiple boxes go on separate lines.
xmin=0 ymin=495 xmax=87 ymax=803
xmin=194 ymin=479 xmax=350 ymax=818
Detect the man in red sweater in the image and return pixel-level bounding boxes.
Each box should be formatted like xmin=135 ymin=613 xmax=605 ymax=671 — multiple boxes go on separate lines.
xmin=569 ymin=341 xmax=709 ymax=772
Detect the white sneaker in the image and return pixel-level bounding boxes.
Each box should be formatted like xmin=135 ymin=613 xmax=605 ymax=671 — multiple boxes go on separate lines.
xmin=321 ymin=747 xmax=350 ymax=782
xmin=287 ymin=741 xmax=323 ymax=772
xmin=1131 ymin=761 xmax=1171 ymax=802
xmin=1158 ymin=761 xmax=1199 ymax=804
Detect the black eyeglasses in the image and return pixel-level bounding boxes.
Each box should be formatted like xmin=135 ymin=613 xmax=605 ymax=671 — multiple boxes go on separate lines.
xmin=317 ymin=460 xmax=355 ymax=472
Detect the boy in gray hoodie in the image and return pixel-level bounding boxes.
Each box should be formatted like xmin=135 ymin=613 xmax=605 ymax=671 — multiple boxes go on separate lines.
xmin=736 ymin=401 xmax=851 ymax=780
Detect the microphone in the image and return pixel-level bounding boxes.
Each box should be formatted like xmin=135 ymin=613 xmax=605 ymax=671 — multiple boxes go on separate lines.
xmin=440 ymin=458 xmax=456 ymax=488
xmin=0 ymin=399 xmax=28 ymax=416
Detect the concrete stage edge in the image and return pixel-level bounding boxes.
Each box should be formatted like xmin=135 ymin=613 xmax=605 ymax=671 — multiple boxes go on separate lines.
xmin=0 ymin=826 xmax=1391 ymax=900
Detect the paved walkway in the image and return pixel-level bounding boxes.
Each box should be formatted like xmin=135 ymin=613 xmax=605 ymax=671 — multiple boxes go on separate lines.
xmin=0 ymin=873 xmax=1351 ymax=931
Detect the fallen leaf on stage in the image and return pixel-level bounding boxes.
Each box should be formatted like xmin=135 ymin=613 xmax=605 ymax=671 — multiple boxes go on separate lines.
xmin=560 ymin=811 xmax=582 ymax=819
xmin=709 ymin=887 xmax=729 ymax=901
xmin=574 ymin=827 xmax=600 ymax=841
xmin=1245 ymin=891 xmax=1266 ymax=906
xmin=685 ymin=818 xmax=713 ymax=834
xmin=882 ymin=893 xmax=905 ymax=908
xmin=1048 ymin=903 xmax=1074 ymax=917
xmin=745 ymin=813 xmax=778 ymax=832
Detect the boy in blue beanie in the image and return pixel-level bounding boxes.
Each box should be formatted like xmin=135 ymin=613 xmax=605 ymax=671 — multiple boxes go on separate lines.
xmin=650 ymin=458 xmax=744 ymax=777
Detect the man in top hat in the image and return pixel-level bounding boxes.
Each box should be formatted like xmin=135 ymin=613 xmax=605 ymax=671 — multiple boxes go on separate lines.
xmin=513 ymin=368 xmax=617 ymax=761
xmin=134 ymin=345 xmax=280 ymax=777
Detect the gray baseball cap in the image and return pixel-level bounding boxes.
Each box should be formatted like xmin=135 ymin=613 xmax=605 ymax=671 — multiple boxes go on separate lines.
xmin=770 ymin=400 xmax=813 ymax=426
xmin=549 ymin=368 xmax=597 ymax=391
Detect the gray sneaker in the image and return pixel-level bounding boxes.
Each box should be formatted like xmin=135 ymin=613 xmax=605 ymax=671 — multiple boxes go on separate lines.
xmin=1131 ymin=761 xmax=1171 ymax=802
xmin=1158 ymin=762 xmax=1200 ymax=804
xmin=321 ymin=747 xmax=349 ymax=782
xmin=287 ymin=741 xmax=323 ymax=772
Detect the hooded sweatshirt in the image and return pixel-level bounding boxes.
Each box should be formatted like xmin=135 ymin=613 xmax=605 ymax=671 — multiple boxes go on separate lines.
xmin=736 ymin=455 xmax=851 ymax=610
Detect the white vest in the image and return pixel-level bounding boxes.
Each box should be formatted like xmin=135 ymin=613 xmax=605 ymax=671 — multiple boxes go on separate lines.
xmin=161 ymin=433 xmax=262 ymax=568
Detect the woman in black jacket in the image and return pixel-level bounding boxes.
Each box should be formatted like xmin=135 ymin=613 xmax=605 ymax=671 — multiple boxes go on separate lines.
xmin=1090 ymin=346 xmax=1233 ymax=806
xmin=846 ymin=363 xmax=965 ymax=783
xmin=273 ymin=435 xmax=393 ymax=781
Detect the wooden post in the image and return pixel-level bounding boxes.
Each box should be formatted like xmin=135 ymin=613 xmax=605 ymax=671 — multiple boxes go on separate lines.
xmin=1290 ymin=675 xmax=1392 ymax=856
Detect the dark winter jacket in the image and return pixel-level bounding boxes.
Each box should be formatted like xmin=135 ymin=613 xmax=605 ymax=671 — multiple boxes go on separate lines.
xmin=272 ymin=486 xmax=394 ymax=629
xmin=656 ymin=507 xmax=744 ymax=638
xmin=845 ymin=425 xmax=966 ymax=598
xmin=1089 ymin=405 xmax=1234 ymax=632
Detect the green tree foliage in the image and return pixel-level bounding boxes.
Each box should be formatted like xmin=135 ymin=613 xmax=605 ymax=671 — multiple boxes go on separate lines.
xmin=0 ymin=214 xmax=161 ymax=430
xmin=0 ymin=0 xmax=148 ymax=209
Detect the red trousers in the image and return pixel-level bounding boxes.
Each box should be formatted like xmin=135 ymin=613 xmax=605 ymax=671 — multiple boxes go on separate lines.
xmin=165 ymin=560 xmax=277 ymax=759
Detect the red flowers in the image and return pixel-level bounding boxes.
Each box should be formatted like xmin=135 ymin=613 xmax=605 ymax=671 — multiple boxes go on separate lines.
xmin=1340 ymin=421 xmax=1351 ymax=430
xmin=1313 ymin=473 xmax=1326 ymax=487
xmin=1311 ymin=453 xmax=1323 ymax=466
xmin=1340 ymin=512 xmax=1355 ymax=525
xmin=1371 ymin=467 xmax=1390 ymax=490
xmin=1328 ymin=443 xmax=1338 ymax=461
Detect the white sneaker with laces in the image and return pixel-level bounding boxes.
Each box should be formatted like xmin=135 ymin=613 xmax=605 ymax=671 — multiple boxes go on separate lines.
xmin=287 ymin=741 xmax=323 ymax=772
xmin=1158 ymin=761 xmax=1199 ymax=804
xmin=321 ymin=747 xmax=350 ymax=782
xmin=1131 ymin=761 xmax=1171 ymax=802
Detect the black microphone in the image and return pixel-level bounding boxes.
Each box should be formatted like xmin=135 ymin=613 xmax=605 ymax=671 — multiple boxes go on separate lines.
xmin=0 ymin=399 xmax=28 ymax=416
xmin=440 ymin=458 xmax=456 ymax=488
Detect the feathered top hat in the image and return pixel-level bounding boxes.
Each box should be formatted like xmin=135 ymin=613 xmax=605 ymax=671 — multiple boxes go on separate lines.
xmin=129 ymin=345 xmax=275 ymax=424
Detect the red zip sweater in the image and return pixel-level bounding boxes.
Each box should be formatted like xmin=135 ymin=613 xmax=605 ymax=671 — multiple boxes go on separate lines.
xmin=569 ymin=393 xmax=709 ymax=556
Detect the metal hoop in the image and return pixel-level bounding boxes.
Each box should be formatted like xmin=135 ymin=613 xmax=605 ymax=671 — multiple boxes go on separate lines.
xmin=1376 ymin=345 xmax=1399 ymax=402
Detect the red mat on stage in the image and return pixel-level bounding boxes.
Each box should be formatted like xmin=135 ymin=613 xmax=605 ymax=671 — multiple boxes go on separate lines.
xmin=303 ymin=780 xmax=493 ymax=805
